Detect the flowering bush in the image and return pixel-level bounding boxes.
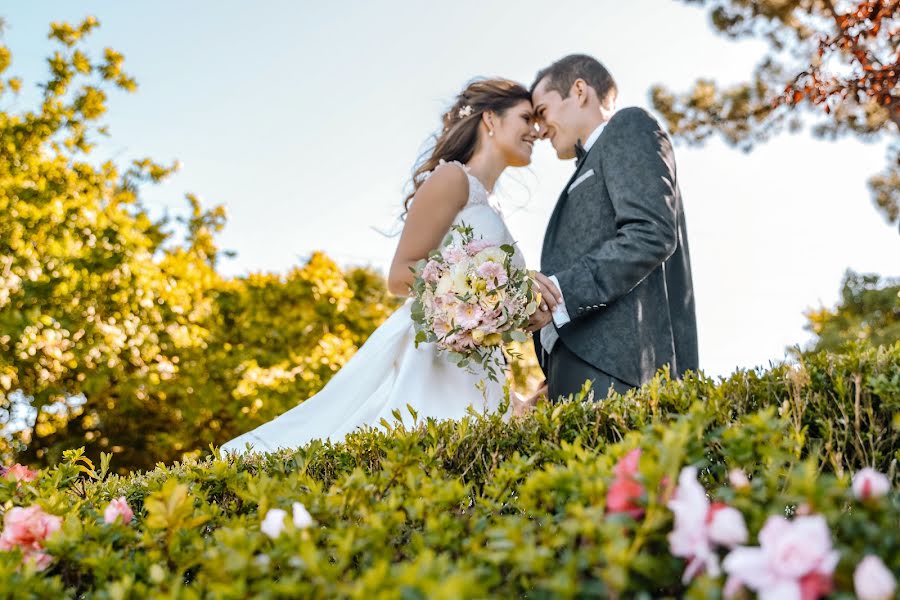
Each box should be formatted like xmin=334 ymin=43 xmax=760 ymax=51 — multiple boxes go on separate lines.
xmin=410 ymin=224 xmax=538 ymax=381
xmin=0 ymin=343 xmax=896 ymax=597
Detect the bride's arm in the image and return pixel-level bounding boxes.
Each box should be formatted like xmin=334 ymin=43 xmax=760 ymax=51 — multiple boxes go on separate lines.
xmin=387 ymin=164 xmax=469 ymax=296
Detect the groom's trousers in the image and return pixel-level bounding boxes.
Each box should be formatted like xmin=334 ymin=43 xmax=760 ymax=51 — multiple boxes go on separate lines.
xmin=547 ymin=341 xmax=632 ymax=402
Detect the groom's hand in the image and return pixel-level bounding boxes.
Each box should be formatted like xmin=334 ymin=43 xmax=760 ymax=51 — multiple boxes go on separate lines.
xmin=526 ymin=308 xmax=553 ymax=332
xmin=531 ymin=272 xmax=563 ymax=312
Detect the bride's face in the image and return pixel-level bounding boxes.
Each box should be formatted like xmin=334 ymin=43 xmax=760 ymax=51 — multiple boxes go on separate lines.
xmin=490 ymin=100 xmax=537 ymax=168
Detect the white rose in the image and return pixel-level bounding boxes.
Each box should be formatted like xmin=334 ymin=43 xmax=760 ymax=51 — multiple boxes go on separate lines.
xmin=292 ymin=502 xmax=314 ymax=529
xmin=854 ymin=555 xmax=896 ymax=600
xmin=450 ymin=264 xmax=471 ymax=294
xmin=474 ymin=247 xmax=507 ymax=267
xmin=435 ymin=274 xmax=453 ymax=296
xmin=708 ymin=505 xmax=748 ymax=548
xmin=260 ymin=508 xmax=287 ymax=539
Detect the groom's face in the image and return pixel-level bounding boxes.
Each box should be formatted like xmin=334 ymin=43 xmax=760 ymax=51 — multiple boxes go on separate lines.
xmin=532 ymin=77 xmax=581 ymax=161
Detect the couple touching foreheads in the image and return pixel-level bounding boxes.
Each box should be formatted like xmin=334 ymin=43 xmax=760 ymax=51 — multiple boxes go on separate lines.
xmin=222 ymin=54 xmax=698 ymax=456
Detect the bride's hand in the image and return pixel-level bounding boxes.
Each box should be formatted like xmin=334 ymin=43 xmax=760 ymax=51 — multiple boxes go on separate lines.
xmin=512 ymin=381 xmax=548 ymax=417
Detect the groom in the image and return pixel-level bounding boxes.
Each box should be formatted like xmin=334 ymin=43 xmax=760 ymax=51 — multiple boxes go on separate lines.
xmin=528 ymin=54 xmax=698 ymax=402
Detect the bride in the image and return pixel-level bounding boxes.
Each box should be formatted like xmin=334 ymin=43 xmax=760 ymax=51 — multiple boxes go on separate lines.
xmin=221 ymin=78 xmax=560 ymax=456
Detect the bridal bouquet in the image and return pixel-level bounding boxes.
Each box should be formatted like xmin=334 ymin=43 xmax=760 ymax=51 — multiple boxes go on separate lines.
xmin=410 ymin=224 xmax=539 ymax=382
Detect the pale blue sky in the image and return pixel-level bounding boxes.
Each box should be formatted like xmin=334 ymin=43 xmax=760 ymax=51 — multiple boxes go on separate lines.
xmin=4 ymin=1 xmax=898 ymax=377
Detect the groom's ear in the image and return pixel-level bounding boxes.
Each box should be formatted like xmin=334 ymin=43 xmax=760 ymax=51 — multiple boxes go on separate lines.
xmin=572 ymin=79 xmax=591 ymax=108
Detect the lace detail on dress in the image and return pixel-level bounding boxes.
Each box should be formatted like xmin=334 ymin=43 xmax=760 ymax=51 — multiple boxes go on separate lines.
xmin=422 ymin=159 xmax=490 ymax=208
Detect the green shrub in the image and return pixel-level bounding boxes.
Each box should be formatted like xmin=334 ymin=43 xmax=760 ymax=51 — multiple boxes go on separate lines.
xmin=0 ymin=343 xmax=897 ymax=598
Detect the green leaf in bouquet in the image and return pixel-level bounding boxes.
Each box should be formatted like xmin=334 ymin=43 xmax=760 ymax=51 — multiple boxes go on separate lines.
xmin=411 ymin=258 xmax=427 ymax=274
xmin=525 ymin=301 xmax=538 ymax=315
xmin=414 ymin=330 xmax=427 ymax=347
xmin=411 ymin=300 xmax=425 ymax=321
xmin=446 ymin=351 xmax=464 ymax=364
xmin=509 ymin=330 xmax=527 ymax=343
xmin=500 ymin=244 xmax=514 ymax=255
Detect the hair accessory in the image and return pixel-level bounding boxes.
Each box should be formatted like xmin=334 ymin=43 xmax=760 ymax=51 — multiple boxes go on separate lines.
xmin=458 ymin=105 xmax=473 ymax=118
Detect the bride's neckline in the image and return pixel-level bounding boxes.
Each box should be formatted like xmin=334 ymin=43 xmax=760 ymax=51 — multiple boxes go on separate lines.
xmin=438 ymin=159 xmax=493 ymax=195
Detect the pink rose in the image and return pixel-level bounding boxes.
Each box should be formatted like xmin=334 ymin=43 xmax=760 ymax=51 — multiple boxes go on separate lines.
xmin=0 ymin=505 xmax=61 ymax=571
xmin=103 ymin=496 xmax=134 ymax=525
xmin=854 ymin=555 xmax=896 ymax=600
xmin=723 ymin=515 xmax=840 ymax=600
xmin=852 ymin=467 xmax=890 ymax=501
xmin=606 ymin=449 xmax=645 ymax=519
xmin=0 ymin=505 xmax=62 ymax=552
xmin=3 ymin=464 xmax=39 ymax=483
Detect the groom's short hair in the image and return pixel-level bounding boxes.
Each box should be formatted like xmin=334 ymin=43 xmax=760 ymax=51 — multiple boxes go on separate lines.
xmin=531 ymin=54 xmax=617 ymax=108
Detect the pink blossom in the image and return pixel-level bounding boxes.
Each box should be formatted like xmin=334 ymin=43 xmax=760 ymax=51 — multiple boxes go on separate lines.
xmin=475 ymin=261 xmax=508 ymax=290
xmin=667 ymin=467 xmax=748 ymax=583
xmin=707 ymin=503 xmax=748 ymax=548
xmin=420 ymin=260 xmax=441 ymax=284
xmin=614 ymin=448 xmax=641 ymax=479
xmin=852 ymin=467 xmax=890 ymax=501
xmin=455 ymin=302 xmax=484 ymax=330
xmin=0 ymin=505 xmax=62 ymax=571
xmin=440 ymin=245 xmax=467 ymax=264
xmin=445 ymin=331 xmax=476 ymax=352
xmin=854 ymin=555 xmax=896 ymax=600
xmin=728 ymin=468 xmax=750 ymax=490
xmin=103 ymin=497 xmax=134 ymax=525
xmin=465 ymin=239 xmax=493 ymax=255
xmin=667 ymin=466 xmax=720 ymax=582
xmin=22 ymin=550 xmax=54 ymax=571
xmin=432 ymin=318 xmax=453 ymax=338
xmin=3 ymin=464 xmax=39 ymax=483
xmin=722 ymin=515 xmax=840 ymax=600
xmin=723 ymin=575 xmax=744 ymax=599
xmin=606 ymin=449 xmax=645 ymax=519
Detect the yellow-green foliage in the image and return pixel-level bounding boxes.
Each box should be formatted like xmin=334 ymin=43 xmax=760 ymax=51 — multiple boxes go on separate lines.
xmin=0 ymin=344 xmax=897 ymax=597
xmin=0 ymin=18 xmax=400 ymax=472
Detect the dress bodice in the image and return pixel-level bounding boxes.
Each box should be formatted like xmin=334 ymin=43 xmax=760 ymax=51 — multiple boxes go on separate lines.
xmin=427 ymin=160 xmax=526 ymax=269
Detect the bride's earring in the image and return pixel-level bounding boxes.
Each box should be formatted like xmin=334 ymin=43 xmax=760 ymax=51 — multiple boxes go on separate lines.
xmin=488 ymin=130 xmax=494 ymax=137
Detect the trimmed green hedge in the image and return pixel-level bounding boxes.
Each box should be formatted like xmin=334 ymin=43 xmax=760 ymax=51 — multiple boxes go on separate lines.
xmin=1 ymin=343 xmax=897 ymax=598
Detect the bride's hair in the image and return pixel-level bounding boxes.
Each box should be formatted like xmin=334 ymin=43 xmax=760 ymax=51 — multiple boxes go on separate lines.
xmin=403 ymin=78 xmax=531 ymax=217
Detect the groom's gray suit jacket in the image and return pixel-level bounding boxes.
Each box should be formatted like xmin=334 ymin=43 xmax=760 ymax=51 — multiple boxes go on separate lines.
xmin=535 ymin=107 xmax=698 ymax=387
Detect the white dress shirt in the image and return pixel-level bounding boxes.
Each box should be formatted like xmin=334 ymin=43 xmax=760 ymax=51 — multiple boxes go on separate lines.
xmin=540 ymin=119 xmax=610 ymax=356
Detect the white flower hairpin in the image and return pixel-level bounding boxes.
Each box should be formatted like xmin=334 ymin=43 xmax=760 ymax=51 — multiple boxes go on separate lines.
xmin=458 ymin=105 xmax=473 ymax=118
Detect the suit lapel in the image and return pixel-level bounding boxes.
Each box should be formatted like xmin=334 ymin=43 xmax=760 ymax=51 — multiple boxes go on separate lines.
xmin=541 ymin=145 xmax=600 ymax=267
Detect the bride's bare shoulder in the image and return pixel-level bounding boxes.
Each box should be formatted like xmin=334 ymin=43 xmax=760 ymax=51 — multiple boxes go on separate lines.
xmin=414 ymin=160 xmax=470 ymax=210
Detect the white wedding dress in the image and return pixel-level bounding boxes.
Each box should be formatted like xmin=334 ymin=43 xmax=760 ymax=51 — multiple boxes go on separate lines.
xmin=221 ymin=161 xmax=525 ymax=455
